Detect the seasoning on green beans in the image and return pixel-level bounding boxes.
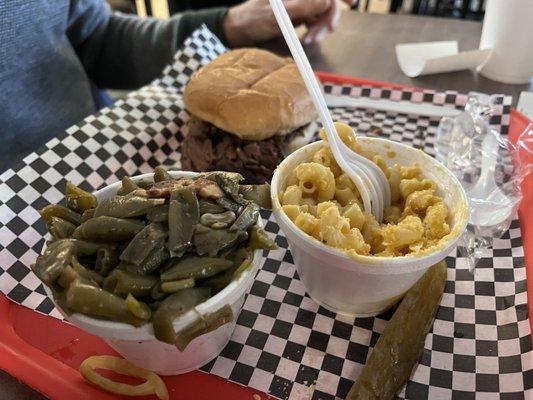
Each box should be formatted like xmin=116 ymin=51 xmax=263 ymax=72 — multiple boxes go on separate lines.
xmin=31 ymin=170 xmax=275 ymax=349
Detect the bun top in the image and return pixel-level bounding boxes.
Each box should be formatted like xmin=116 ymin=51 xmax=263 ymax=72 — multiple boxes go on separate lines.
xmin=183 ymin=48 xmax=316 ymax=141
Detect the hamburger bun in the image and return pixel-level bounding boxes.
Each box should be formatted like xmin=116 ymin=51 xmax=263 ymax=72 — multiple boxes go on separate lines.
xmin=183 ymin=48 xmax=316 ymax=141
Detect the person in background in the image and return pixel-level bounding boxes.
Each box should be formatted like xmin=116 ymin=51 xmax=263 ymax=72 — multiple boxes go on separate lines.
xmin=0 ymin=0 xmax=352 ymax=172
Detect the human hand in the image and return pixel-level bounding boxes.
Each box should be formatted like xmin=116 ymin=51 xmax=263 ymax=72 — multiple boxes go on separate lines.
xmin=223 ymin=0 xmax=355 ymax=47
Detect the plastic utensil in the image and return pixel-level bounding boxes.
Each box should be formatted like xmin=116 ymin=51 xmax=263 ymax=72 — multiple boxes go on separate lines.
xmin=468 ymin=130 xmax=514 ymax=227
xmin=269 ymin=0 xmax=390 ymax=221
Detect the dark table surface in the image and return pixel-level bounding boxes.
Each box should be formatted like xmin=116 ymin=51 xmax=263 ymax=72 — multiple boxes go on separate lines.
xmin=264 ymin=12 xmax=532 ymax=106
xmin=2 ymin=11 xmax=531 ymax=400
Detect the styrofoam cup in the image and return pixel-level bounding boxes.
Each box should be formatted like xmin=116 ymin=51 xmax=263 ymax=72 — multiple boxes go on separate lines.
xmin=479 ymin=0 xmax=533 ymax=84
xmin=271 ymin=139 xmax=468 ymax=317
xmin=42 ymin=171 xmax=261 ymax=375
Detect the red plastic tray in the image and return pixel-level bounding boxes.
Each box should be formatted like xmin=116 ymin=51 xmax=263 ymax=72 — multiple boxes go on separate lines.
xmin=0 ymin=73 xmax=531 ymax=400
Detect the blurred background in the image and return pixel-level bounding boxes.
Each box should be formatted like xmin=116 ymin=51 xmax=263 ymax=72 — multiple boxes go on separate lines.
xmin=108 ymin=0 xmax=488 ymax=20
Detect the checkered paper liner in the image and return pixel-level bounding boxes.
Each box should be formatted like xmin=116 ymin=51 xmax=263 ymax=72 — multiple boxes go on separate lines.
xmin=0 ymin=26 xmax=531 ymax=399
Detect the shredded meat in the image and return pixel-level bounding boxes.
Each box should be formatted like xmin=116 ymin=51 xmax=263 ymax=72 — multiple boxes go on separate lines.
xmin=148 ymin=178 xmax=223 ymax=199
xmin=181 ymin=117 xmax=305 ymax=184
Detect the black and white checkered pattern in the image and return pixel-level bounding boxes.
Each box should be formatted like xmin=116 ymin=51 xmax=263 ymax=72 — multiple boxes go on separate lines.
xmin=0 ymin=26 xmax=530 ymax=399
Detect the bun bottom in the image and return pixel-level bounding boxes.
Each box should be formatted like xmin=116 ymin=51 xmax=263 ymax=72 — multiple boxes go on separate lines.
xmin=181 ymin=118 xmax=316 ymax=184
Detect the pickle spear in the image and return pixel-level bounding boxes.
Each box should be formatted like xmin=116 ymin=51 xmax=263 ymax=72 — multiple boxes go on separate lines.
xmin=347 ymin=261 xmax=447 ymax=400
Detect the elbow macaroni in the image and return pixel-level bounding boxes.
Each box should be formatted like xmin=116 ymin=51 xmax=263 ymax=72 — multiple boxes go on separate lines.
xmin=295 ymin=162 xmax=335 ymax=202
xmin=280 ymin=122 xmax=451 ymax=257
xmin=281 ymin=185 xmax=303 ymax=206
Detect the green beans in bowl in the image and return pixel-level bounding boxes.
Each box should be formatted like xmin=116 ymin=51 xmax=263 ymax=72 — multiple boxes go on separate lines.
xmin=32 ymin=168 xmax=276 ymax=374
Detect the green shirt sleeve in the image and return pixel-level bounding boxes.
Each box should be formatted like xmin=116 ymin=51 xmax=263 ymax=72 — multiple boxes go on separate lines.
xmin=75 ymin=4 xmax=229 ymax=90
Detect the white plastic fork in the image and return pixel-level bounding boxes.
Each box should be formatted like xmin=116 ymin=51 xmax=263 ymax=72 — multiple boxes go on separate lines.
xmin=269 ymin=0 xmax=391 ymax=222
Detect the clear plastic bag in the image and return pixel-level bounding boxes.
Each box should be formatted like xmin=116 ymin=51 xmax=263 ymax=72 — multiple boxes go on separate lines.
xmin=436 ymin=94 xmax=532 ymax=270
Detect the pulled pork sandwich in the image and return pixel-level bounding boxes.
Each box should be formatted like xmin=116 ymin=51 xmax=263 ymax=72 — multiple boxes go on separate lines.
xmin=181 ymin=48 xmax=317 ymax=184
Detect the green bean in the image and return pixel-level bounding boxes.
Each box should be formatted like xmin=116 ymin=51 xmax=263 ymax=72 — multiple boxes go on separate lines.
xmin=215 ymin=197 xmax=242 ymax=213
xmin=120 ymin=223 xmax=168 ymax=267
xmin=151 ymin=282 xmax=168 ymax=301
xmin=239 ymin=183 xmax=272 ymax=209
xmin=117 ymin=176 xmax=139 ymax=196
xmin=31 ymin=240 xmax=73 ymax=285
xmin=35 ymin=171 xmax=277 ymax=336
xmin=71 ymin=256 xmax=104 ymax=285
xmin=65 ymin=181 xmax=97 ymax=213
xmin=133 ymin=246 xmax=170 ymax=275
xmin=94 ymin=195 xmax=165 ymax=218
xmin=95 ymin=247 xmax=121 ymax=276
xmin=81 ymin=208 xmax=95 ymax=222
xmin=161 ymin=256 xmax=233 ymax=282
xmin=47 ymin=238 xmax=116 ymax=256
xmin=248 ymin=225 xmax=277 ymax=250
xmin=47 ymin=216 xmax=76 ymax=239
xmin=152 ymin=287 xmax=210 ymax=344
xmin=193 ymin=226 xmax=247 ymax=257
xmin=41 ymin=204 xmax=82 ymax=225
xmin=167 ymin=187 xmax=199 ymax=256
xmin=232 ymin=247 xmax=253 ymax=267
xmin=198 ymin=200 xmax=225 ymax=215
xmin=161 ymin=278 xmax=195 ymax=293
xmin=72 ymin=216 xmax=144 ymax=241
xmin=199 ymin=270 xmax=233 ymax=294
xmin=200 ymin=247 xmax=252 ymax=292
xmin=347 ymin=262 xmax=447 ymax=400
xmin=104 ymin=269 xmax=159 ymax=297
xmin=125 ymin=294 xmax=152 ymax=320
xmin=66 ymin=280 xmax=145 ymax=326
xmin=135 ymin=179 xmax=153 ymax=189
xmin=175 ymin=305 xmax=234 ymax=351
xmin=233 ymin=253 xmax=253 ymax=278
xmin=146 ymin=205 xmax=169 ymax=222
xmin=57 ymin=265 xmax=80 ymax=289
xmin=231 ymin=203 xmax=259 ymax=232
xmin=154 ymin=166 xmax=172 ymax=182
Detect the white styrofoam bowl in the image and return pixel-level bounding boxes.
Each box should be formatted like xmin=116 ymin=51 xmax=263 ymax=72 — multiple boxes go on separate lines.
xmin=42 ymin=171 xmax=261 ymax=375
xmin=271 ymin=139 xmax=468 ymax=317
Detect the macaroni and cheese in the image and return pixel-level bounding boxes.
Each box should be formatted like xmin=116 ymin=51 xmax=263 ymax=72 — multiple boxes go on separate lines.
xmin=279 ymin=122 xmax=451 ymax=257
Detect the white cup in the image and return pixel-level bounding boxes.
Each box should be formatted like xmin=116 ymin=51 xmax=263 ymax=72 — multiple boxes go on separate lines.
xmin=42 ymin=171 xmax=262 ymax=375
xmin=271 ymin=139 xmax=469 ymax=317
xmin=479 ymin=0 xmax=533 ymax=84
